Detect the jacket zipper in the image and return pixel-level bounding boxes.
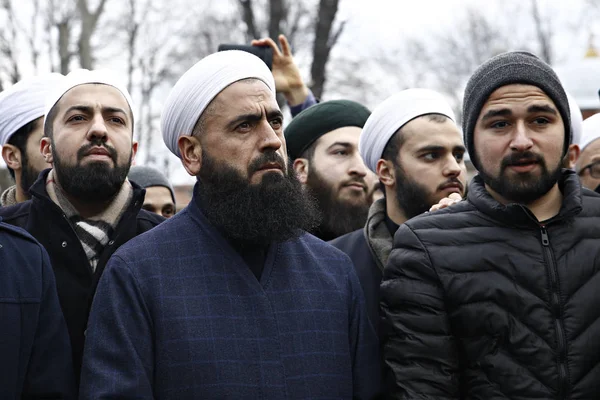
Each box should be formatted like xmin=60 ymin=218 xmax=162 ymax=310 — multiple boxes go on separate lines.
xmin=540 ymin=226 xmax=569 ymax=399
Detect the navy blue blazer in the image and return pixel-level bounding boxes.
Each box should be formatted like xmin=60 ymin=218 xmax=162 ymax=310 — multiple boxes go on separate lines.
xmin=80 ymin=196 xmax=381 ymax=399
xmin=0 ymin=219 xmax=75 ymax=399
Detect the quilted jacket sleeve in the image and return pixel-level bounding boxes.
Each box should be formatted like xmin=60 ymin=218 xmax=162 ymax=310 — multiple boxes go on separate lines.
xmin=380 ymin=224 xmax=460 ymax=400
xmin=79 ymin=255 xmax=154 ymax=399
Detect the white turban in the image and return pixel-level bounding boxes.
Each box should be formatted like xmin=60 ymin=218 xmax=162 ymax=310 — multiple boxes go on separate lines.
xmin=566 ymin=92 xmax=583 ymax=146
xmin=43 ymin=69 xmax=135 ymax=134
xmin=161 ymin=50 xmax=276 ymax=157
xmin=0 ymin=73 xmax=64 ymax=146
xmin=359 ymin=88 xmax=456 ymax=172
xmin=580 ymin=113 xmax=600 ymax=152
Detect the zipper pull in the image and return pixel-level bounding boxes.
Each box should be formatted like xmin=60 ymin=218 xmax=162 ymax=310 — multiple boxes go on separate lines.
xmin=540 ymin=226 xmax=550 ymax=246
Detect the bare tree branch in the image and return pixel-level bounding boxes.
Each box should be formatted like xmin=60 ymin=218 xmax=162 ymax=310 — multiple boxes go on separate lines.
xmin=531 ymin=0 xmax=552 ymax=64
xmin=268 ymin=0 xmax=286 ymax=39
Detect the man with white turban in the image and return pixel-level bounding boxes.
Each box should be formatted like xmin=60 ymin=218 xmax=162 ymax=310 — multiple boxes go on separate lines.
xmin=80 ymin=50 xmax=381 ymax=399
xmin=330 ymin=88 xmax=467 ymax=331
xmin=0 ymin=73 xmax=63 ymax=206
xmin=0 ymin=68 xmax=164 ymax=387
xmin=576 ymin=113 xmax=600 ymax=190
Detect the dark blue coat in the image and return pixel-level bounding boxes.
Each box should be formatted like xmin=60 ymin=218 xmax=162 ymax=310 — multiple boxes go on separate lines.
xmin=80 ymin=197 xmax=381 ymax=399
xmin=0 ymin=220 xmax=75 ymax=399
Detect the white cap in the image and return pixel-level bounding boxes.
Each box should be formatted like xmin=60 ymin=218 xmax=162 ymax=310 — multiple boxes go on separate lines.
xmin=580 ymin=113 xmax=600 ymax=152
xmin=359 ymin=88 xmax=455 ymax=172
xmin=566 ymin=92 xmax=583 ymax=146
xmin=0 ymin=73 xmax=64 ymax=145
xmin=161 ymin=50 xmax=275 ymax=157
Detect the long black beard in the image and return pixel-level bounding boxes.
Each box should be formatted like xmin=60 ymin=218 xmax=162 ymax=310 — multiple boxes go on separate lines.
xmin=52 ymin=138 xmax=131 ymax=202
xmin=394 ymin=164 xmax=434 ymax=220
xmin=475 ymin=150 xmax=562 ymax=204
xmin=196 ymin=150 xmax=320 ymax=247
xmin=305 ymin=169 xmax=369 ymax=241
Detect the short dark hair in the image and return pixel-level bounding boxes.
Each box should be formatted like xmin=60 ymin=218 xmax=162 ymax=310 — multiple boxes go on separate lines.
xmin=43 ymin=105 xmax=58 ymax=138
xmin=381 ymin=113 xmax=451 ymax=164
xmin=299 ymin=139 xmax=318 ymax=161
xmin=6 ymin=119 xmax=40 ymax=179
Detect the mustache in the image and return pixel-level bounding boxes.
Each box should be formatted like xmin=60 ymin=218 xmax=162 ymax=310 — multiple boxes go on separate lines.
xmin=77 ymin=140 xmax=118 ymax=163
xmin=501 ymin=151 xmax=544 ymax=170
xmin=437 ymin=177 xmax=464 ymax=192
xmin=248 ymin=151 xmax=286 ymax=174
xmin=341 ymin=177 xmax=368 ymax=191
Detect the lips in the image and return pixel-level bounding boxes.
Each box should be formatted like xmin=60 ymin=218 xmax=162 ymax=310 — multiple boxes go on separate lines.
xmin=439 ymin=181 xmax=463 ymax=192
xmin=257 ymin=162 xmax=284 ymax=172
xmin=86 ymin=147 xmax=111 ymax=157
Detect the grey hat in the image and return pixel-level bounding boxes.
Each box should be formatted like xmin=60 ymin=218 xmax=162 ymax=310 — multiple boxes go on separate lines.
xmin=462 ymin=51 xmax=571 ymax=170
xmin=128 ymin=165 xmax=175 ymax=203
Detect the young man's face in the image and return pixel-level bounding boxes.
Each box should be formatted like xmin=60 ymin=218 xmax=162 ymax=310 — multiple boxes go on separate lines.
xmin=474 ymin=84 xmax=565 ymax=204
xmin=391 ymin=116 xmax=467 ymax=219
xmin=142 ymin=186 xmax=175 ymax=218
xmin=42 ymin=83 xmax=137 ymax=201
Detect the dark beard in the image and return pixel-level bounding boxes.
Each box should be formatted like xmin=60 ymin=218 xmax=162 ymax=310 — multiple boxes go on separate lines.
xmin=475 ymin=151 xmax=561 ymax=204
xmin=52 ymin=138 xmax=131 ymax=202
xmin=19 ymin=152 xmax=43 ymax=198
xmin=196 ymin=150 xmax=320 ymax=247
xmin=394 ymin=164 xmax=434 ymax=220
xmin=305 ymin=169 xmax=369 ymax=241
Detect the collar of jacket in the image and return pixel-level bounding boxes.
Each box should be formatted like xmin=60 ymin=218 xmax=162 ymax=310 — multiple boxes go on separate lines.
xmin=28 ymin=168 xmax=147 ymax=218
xmin=467 ymin=169 xmax=583 ymax=228
xmin=363 ymin=197 xmax=392 ymax=272
xmin=0 ymin=185 xmax=18 ymax=207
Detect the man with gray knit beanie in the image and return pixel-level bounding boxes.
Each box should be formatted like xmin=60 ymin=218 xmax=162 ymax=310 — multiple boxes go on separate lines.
xmin=381 ymin=51 xmax=600 ymax=399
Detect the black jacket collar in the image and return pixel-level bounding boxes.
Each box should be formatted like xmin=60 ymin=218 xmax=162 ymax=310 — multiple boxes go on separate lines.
xmin=467 ymin=169 xmax=582 ymax=229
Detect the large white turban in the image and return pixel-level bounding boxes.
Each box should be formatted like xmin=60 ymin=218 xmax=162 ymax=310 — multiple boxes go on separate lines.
xmin=580 ymin=113 xmax=600 ymax=153
xmin=359 ymin=88 xmax=456 ymax=172
xmin=43 ymin=69 xmax=135 ymax=134
xmin=0 ymin=73 xmax=64 ymax=146
xmin=566 ymin=92 xmax=583 ymax=146
xmin=161 ymin=50 xmax=276 ymax=157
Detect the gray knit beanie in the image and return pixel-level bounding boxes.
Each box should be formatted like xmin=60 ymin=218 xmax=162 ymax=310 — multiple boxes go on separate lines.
xmin=128 ymin=165 xmax=175 ymax=203
xmin=463 ymin=51 xmax=571 ymax=170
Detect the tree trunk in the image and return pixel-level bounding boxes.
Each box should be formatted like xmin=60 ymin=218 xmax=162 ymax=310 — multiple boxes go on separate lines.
xmin=76 ymin=0 xmax=108 ymax=69
xmin=238 ymin=0 xmax=260 ymax=41
xmin=268 ymin=0 xmax=286 ymax=40
xmin=310 ymin=0 xmax=342 ymax=99
xmin=531 ymin=0 xmax=552 ymax=64
xmin=58 ymin=21 xmax=71 ymax=74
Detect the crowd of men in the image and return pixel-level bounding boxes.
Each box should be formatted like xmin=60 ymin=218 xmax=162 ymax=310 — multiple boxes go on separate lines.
xmin=1 ymin=31 xmax=600 ymax=399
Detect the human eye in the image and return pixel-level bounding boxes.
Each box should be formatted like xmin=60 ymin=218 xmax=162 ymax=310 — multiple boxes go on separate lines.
xmin=235 ymin=121 xmax=253 ymax=132
xmin=454 ymin=151 xmax=465 ymax=162
xmin=331 ymin=147 xmax=349 ymax=156
xmin=422 ymin=152 xmax=440 ymax=161
xmin=67 ymin=115 xmax=86 ymax=122
xmin=109 ymin=116 xmax=126 ymax=125
xmin=269 ymin=117 xmax=283 ymax=129
xmin=532 ymin=117 xmax=550 ymax=125
xmin=490 ymin=120 xmax=509 ymax=129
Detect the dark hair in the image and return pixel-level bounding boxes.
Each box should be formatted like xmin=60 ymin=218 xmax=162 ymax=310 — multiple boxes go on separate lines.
xmin=43 ymin=105 xmax=59 ymax=138
xmin=6 ymin=119 xmax=40 ymax=179
xmin=299 ymin=139 xmax=318 ymax=161
xmin=381 ymin=113 xmax=450 ymax=163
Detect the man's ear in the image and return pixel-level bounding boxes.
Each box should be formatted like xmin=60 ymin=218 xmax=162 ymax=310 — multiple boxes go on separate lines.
xmin=1 ymin=144 xmax=22 ymax=171
xmin=178 ymin=135 xmax=202 ymax=176
xmin=565 ymin=144 xmax=580 ymax=170
xmin=377 ymin=159 xmax=396 ymax=188
xmin=130 ymin=141 xmax=139 ymax=165
xmin=40 ymin=136 xmax=53 ymax=164
xmin=293 ymin=158 xmax=309 ymax=184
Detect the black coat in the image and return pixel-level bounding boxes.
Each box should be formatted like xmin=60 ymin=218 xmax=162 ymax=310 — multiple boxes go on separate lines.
xmin=0 ymin=169 xmax=164 ymax=383
xmin=381 ymin=170 xmax=600 ymax=399
xmin=0 ymin=220 xmax=75 ymax=399
xmin=330 ymin=229 xmax=382 ymax=334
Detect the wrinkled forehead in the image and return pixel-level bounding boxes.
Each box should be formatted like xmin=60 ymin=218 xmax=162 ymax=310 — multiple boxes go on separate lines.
xmin=212 ymin=78 xmax=277 ymax=110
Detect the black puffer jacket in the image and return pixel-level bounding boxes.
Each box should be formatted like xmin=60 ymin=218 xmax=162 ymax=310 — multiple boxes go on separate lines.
xmin=381 ymin=170 xmax=600 ymax=399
